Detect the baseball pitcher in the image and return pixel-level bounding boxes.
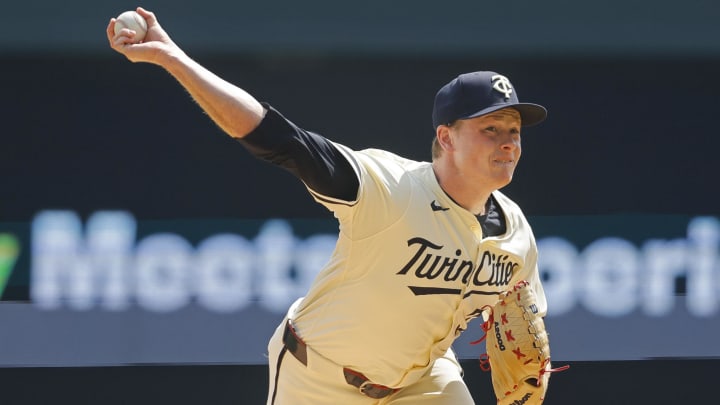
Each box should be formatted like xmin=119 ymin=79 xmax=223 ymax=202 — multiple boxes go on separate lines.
xmin=108 ymin=7 xmax=565 ymax=404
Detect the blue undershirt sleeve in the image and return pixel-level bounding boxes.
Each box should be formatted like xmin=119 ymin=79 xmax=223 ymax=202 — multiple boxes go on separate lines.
xmin=235 ymin=104 xmax=360 ymax=202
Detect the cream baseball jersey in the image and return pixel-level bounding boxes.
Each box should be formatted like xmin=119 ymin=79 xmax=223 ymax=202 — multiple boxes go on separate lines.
xmin=290 ymin=145 xmax=547 ymax=389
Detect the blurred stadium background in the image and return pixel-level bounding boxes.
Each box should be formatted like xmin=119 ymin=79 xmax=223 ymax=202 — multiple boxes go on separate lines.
xmin=1 ymin=0 xmax=719 ymax=403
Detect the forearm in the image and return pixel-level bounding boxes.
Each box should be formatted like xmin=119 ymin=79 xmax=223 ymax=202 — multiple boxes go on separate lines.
xmin=108 ymin=8 xmax=265 ymax=138
xmin=159 ymin=50 xmax=265 ymax=138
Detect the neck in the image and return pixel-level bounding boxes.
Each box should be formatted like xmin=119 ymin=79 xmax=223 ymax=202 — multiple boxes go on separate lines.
xmin=432 ymin=161 xmax=493 ymax=216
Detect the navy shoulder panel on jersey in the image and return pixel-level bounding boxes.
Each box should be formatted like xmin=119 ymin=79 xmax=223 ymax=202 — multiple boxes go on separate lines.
xmin=236 ymin=104 xmax=360 ymax=202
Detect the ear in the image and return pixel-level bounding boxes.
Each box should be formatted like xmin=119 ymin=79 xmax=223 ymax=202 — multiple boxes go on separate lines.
xmin=436 ymin=125 xmax=454 ymax=152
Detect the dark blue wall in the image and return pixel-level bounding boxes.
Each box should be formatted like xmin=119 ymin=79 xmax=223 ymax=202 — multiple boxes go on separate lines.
xmin=4 ymin=1 xmax=720 ymax=56
xmin=2 ymin=3 xmax=719 ymax=402
xmin=3 ymin=54 xmax=719 ymax=223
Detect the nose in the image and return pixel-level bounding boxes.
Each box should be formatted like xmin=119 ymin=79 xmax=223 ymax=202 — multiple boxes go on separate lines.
xmin=500 ymin=134 xmax=520 ymax=151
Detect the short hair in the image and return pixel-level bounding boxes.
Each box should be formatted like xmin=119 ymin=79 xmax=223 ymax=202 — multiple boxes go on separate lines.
xmin=431 ymin=136 xmax=442 ymax=160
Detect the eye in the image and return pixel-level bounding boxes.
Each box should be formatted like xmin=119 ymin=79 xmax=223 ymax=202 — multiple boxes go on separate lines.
xmin=484 ymin=126 xmax=498 ymax=133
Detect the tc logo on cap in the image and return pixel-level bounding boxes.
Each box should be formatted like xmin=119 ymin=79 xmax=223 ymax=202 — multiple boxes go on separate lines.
xmin=491 ymin=75 xmax=513 ymax=99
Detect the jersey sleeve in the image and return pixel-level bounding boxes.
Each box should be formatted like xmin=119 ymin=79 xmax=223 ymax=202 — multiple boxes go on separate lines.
xmin=517 ymin=207 xmax=547 ymax=317
xmin=525 ymin=236 xmax=548 ymax=317
xmin=236 ymin=104 xmax=359 ymax=202
xmin=493 ymin=191 xmax=548 ymax=316
xmin=311 ymin=146 xmax=416 ymax=240
xmin=238 ymin=105 xmax=414 ymax=239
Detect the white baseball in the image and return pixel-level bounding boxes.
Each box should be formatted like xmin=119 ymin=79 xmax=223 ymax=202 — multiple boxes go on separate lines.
xmin=113 ymin=11 xmax=148 ymax=43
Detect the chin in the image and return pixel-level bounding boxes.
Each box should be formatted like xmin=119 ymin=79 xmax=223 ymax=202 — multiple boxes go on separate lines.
xmin=494 ymin=174 xmax=514 ymax=189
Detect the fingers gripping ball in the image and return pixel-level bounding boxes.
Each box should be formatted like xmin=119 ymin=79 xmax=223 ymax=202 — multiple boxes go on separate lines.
xmin=480 ymin=281 xmax=568 ymax=405
xmin=114 ymin=11 xmax=147 ymax=43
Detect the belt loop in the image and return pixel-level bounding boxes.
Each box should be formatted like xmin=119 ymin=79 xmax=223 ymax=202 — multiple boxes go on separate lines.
xmin=283 ymin=320 xmax=308 ymax=366
xmin=343 ymin=368 xmax=398 ymax=399
xmin=283 ymin=321 xmax=397 ymax=399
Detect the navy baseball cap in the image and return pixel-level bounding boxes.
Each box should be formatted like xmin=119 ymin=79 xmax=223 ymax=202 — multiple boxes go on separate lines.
xmin=432 ymin=71 xmax=547 ymax=129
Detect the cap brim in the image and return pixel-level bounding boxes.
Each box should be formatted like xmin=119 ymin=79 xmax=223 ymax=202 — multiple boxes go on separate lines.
xmin=465 ymin=103 xmax=547 ymax=127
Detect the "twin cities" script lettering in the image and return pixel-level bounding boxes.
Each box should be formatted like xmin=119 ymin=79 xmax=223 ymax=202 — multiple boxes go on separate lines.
xmin=396 ymin=237 xmax=518 ymax=287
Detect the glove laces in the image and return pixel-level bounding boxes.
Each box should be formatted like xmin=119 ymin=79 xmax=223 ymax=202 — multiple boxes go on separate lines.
xmin=468 ymin=305 xmax=570 ymax=380
xmin=469 ymin=305 xmax=495 ymax=371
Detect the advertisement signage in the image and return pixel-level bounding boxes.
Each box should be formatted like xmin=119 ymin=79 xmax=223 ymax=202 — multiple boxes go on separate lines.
xmin=1 ymin=211 xmax=718 ymax=365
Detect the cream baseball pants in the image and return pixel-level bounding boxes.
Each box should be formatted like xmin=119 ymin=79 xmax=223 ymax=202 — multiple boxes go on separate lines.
xmin=265 ymin=311 xmax=476 ymax=404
